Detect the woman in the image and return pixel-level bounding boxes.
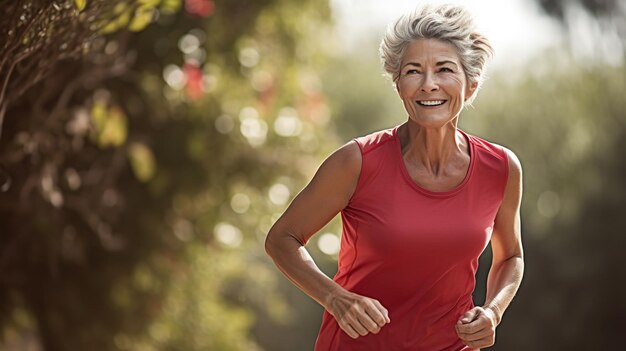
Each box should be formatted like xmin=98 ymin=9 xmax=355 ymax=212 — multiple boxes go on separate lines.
xmin=265 ymin=4 xmax=524 ymax=351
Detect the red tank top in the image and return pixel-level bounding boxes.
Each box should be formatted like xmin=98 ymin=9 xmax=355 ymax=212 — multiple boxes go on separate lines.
xmin=314 ymin=125 xmax=509 ymax=351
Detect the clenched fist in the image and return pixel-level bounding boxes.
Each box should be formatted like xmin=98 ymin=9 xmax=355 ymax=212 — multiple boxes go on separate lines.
xmin=455 ymin=306 xmax=499 ymax=349
xmin=325 ymin=290 xmax=391 ymax=339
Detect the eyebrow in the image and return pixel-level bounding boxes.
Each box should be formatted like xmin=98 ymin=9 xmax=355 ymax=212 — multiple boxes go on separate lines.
xmin=403 ymin=60 xmax=459 ymax=68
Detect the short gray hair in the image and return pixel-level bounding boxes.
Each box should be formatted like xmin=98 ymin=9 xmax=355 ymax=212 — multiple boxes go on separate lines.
xmin=380 ymin=4 xmax=494 ymax=104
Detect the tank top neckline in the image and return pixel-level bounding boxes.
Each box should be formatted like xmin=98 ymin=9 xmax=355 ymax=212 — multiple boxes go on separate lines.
xmin=392 ymin=125 xmax=476 ymax=198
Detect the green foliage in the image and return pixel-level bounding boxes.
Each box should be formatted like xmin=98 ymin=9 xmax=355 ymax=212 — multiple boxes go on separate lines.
xmin=112 ymin=246 xmax=261 ymax=351
xmin=128 ymin=142 xmax=156 ymax=182
xmin=0 ymin=0 xmax=333 ymax=350
xmin=90 ymin=101 xmax=128 ymax=147
xmin=74 ymin=0 xmax=87 ymax=11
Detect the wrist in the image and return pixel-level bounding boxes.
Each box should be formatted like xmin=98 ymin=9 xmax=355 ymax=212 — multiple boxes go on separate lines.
xmin=322 ymin=284 xmax=347 ymax=311
xmin=484 ymin=304 xmax=502 ymax=326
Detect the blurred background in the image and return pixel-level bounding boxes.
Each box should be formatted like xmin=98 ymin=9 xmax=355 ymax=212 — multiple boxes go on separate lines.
xmin=0 ymin=0 xmax=624 ymax=350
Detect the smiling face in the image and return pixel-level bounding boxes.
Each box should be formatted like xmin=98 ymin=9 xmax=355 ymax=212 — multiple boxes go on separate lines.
xmin=396 ymin=38 xmax=477 ymax=128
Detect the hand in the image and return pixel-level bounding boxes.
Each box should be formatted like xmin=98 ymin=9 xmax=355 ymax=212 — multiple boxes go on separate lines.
xmin=325 ymin=290 xmax=391 ymax=339
xmin=455 ymin=306 xmax=499 ymax=349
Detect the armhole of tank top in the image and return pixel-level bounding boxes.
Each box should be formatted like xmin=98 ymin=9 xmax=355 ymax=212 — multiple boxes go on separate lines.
xmin=500 ymin=145 xmax=510 ymax=201
xmin=346 ymin=138 xmax=365 ymax=205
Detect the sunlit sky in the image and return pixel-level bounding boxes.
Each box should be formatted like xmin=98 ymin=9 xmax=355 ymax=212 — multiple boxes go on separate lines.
xmin=329 ymin=0 xmax=564 ymax=70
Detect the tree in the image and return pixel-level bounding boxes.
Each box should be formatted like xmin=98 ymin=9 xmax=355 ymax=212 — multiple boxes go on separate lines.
xmin=0 ymin=0 xmax=333 ymax=350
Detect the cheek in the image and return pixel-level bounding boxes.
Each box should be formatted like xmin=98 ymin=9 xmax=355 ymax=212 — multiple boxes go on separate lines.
xmin=450 ymin=75 xmax=464 ymax=86
xmin=397 ymin=79 xmax=418 ymax=99
xmin=447 ymin=76 xmax=466 ymax=98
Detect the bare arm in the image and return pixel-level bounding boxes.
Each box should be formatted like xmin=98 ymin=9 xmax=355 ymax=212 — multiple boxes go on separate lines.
xmin=484 ymin=148 xmax=524 ymax=324
xmin=456 ymin=147 xmax=525 ymax=348
xmin=265 ymin=141 xmax=390 ymax=339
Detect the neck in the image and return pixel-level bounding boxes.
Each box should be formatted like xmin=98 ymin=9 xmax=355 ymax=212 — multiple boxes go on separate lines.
xmin=398 ymin=120 xmax=467 ymax=176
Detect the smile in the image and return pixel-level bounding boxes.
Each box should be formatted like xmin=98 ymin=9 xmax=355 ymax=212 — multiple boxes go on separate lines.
xmin=416 ymin=100 xmax=446 ymax=106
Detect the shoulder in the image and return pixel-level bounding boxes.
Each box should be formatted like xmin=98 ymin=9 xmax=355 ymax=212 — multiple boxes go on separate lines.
xmin=323 ymin=127 xmax=396 ymax=200
xmin=321 ymin=126 xmax=397 ymax=180
xmin=489 ymin=144 xmax=523 ymax=199
xmin=463 ymin=131 xmax=522 ymax=196
xmin=317 ymin=139 xmax=361 ymax=185
xmin=353 ymin=127 xmax=396 ymax=155
xmin=492 ymin=144 xmax=522 ymax=179
xmin=465 ymin=132 xmax=506 ymax=161
xmin=464 ymin=131 xmax=521 ymax=173
xmin=327 ymin=139 xmax=361 ymax=170
xmin=302 ymin=140 xmax=362 ymax=206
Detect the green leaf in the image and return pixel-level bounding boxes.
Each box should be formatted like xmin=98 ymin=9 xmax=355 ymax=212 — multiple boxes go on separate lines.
xmin=74 ymin=0 xmax=87 ymax=11
xmin=98 ymin=105 xmax=127 ymax=147
xmin=128 ymin=143 xmax=156 ymax=182
xmin=89 ymin=100 xmax=108 ymax=135
xmin=160 ymin=0 xmax=182 ymax=14
xmin=100 ymin=10 xmax=132 ymax=34
xmin=129 ymin=8 xmax=154 ymax=32
xmin=113 ymin=2 xmax=128 ymax=15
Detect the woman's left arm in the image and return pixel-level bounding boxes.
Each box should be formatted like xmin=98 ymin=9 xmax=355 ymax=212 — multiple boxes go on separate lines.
xmin=456 ymin=147 xmax=524 ymax=349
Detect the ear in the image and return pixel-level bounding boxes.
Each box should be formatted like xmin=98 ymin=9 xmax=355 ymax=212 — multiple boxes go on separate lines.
xmin=465 ymin=80 xmax=478 ymax=101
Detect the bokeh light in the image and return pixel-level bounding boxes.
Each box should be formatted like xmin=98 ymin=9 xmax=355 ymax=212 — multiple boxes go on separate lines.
xmin=317 ymin=233 xmax=340 ymax=255
xmin=268 ymin=183 xmax=290 ymax=206
xmin=214 ymin=222 xmax=243 ymax=248
xmin=239 ymin=107 xmax=267 ymax=147
xmin=178 ymin=34 xmax=200 ymax=54
xmin=537 ymin=190 xmax=561 ymax=218
xmin=214 ymin=114 xmax=234 ymax=134
xmin=273 ymin=107 xmax=303 ymax=137
xmin=163 ymin=64 xmax=186 ymax=90
xmin=239 ymin=47 xmax=260 ymax=68
xmin=230 ymin=193 xmax=251 ymax=214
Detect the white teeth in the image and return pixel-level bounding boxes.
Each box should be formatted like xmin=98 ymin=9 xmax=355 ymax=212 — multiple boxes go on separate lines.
xmin=417 ymin=100 xmax=445 ymax=106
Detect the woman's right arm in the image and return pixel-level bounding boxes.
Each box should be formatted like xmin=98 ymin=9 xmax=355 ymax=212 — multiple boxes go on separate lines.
xmin=265 ymin=141 xmax=390 ymax=339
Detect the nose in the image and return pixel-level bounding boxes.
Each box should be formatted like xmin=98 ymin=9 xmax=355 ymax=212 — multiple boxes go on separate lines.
xmin=420 ymin=72 xmax=439 ymax=92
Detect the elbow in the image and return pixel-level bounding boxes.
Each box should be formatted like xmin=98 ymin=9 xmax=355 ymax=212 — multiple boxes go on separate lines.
xmin=265 ymin=227 xmax=304 ymax=258
xmin=265 ymin=228 xmax=286 ymax=258
xmin=264 ymin=231 xmax=276 ymax=258
xmin=493 ymin=252 xmax=524 ymax=266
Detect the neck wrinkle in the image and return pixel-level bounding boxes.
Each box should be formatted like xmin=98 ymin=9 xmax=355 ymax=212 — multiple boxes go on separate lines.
xmin=398 ymin=121 xmax=468 ymax=176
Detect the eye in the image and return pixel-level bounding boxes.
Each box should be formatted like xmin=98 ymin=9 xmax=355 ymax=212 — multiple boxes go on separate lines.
xmin=405 ymin=69 xmax=419 ymax=75
xmin=439 ymin=67 xmax=454 ymax=73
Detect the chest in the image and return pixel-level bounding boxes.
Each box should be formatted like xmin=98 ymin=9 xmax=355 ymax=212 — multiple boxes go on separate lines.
xmin=345 ymin=178 xmax=500 ymax=265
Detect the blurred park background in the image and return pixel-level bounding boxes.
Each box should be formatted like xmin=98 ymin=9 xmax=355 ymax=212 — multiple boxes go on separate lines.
xmin=0 ymin=0 xmax=624 ymax=350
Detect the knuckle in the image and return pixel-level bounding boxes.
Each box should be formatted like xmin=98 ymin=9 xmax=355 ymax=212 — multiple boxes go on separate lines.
xmin=349 ymin=304 xmax=362 ymax=313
